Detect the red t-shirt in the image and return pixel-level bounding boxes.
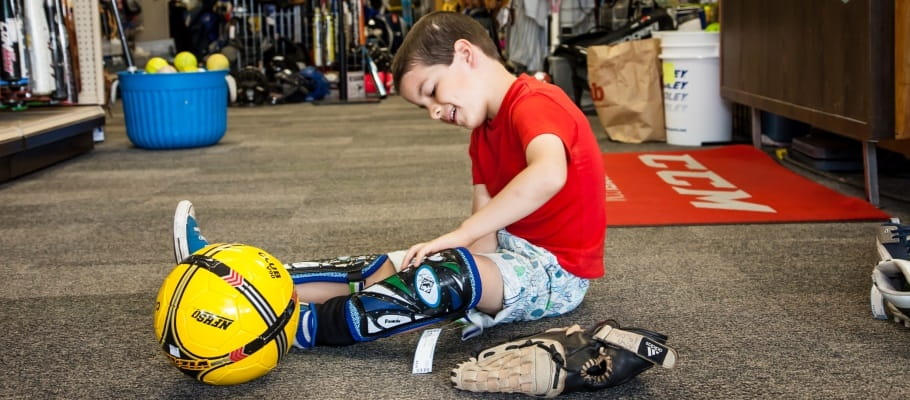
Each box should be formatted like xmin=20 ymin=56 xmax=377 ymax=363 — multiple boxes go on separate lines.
xmin=469 ymin=74 xmax=606 ymax=279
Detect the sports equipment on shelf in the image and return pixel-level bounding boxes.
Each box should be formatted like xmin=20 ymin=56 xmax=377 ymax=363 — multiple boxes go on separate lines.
xmin=451 ymin=320 xmax=678 ymax=397
xmin=154 ymin=243 xmax=300 ymax=385
xmin=0 ymin=0 xmax=26 ymax=84
xmin=23 ymin=0 xmax=55 ymax=95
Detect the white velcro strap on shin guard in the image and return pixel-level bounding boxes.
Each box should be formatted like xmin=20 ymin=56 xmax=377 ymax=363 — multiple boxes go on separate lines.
xmin=385 ymin=250 xmax=408 ymax=272
xmin=592 ymin=324 xmax=677 ymax=369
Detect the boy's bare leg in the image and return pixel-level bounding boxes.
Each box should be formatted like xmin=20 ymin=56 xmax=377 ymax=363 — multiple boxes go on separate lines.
xmin=295 ymin=253 xmax=504 ymax=314
xmin=471 ymin=255 xmax=504 ymax=315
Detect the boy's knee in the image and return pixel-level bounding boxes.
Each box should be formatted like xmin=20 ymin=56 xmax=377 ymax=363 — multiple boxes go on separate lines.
xmin=471 ymin=254 xmax=505 ymax=315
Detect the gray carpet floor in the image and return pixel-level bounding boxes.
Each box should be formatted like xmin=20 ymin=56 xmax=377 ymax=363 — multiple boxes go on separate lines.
xmin=1 ymin=96 xmax=908 ymax=399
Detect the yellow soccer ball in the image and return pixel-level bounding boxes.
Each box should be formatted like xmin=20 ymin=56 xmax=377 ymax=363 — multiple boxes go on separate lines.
xmin=174 ymin=51 xmax=199 ymax=72
xmin=154 ymin=243 xmax=299 ymax=385
xmin=145 ymin=57 xmax=169 ymax=73
xmin=206 ymin=53 xmax=230 ymax=71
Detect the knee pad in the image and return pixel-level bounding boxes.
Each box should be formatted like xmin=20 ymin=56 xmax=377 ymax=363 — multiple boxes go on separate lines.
xmin=296 ymin=247 xmax=483 ymax=347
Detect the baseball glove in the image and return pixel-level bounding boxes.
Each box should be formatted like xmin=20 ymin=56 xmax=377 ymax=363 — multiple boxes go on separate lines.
xmin=451 ymin=320 xmax=677 ymax=397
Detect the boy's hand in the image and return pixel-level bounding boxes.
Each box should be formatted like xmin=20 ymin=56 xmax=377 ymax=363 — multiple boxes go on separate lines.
xmin=403 ymin=230 xmax=473 ymax=269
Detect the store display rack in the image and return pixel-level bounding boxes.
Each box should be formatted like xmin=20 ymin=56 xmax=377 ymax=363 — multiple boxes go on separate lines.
xmin=0 ymin=1 xmax=105 ymax=182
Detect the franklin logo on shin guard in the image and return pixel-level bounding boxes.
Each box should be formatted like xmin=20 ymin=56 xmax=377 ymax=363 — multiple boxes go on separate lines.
xmin=377 ymin=314 xmax=412 ymax=328
xmin=416 ymin=265 xmax=441 ymax=307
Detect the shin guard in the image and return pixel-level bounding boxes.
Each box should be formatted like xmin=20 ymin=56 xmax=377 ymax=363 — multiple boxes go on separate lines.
xmin=294 ymin=247 xmax=482 ymax=347
xmin=345 ymin=247 xmax=482 ymax=341
xmin=286 ymin=254 xmax=388 ymax=292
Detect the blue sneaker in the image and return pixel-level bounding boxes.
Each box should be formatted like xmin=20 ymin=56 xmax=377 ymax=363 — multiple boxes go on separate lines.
xmin=293 ymin=302 xmax=317 ymax=349
xmin=876 ymin=218 xmax=910 ymax=261
xmin=173 ymin=200 xmax=209 ymax=264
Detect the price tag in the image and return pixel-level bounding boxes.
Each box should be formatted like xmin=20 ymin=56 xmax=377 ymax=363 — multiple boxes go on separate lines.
xmin=412 ymin=328 xmax=442 ymax=374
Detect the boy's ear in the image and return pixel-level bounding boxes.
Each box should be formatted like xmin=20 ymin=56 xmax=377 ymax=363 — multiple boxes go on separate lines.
xmin=453 ymin=39 xmax=475 ymax=67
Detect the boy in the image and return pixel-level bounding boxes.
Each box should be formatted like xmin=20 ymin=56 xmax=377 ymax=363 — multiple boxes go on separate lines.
xmin=173 ymin=11 xmax=606 ymax=349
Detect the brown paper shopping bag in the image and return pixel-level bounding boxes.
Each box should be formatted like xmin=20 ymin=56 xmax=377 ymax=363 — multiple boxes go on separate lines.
xmin=586 ymin=38 xmax=665 ymax=143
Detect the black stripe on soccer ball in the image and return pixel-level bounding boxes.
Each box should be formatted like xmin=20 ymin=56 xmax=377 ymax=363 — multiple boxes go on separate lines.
xmin=237 ymin=297 xmax=297 ymax=359
xmin=160 ymin=265 xmax=209 ymax=360
xmin=189 ymin=253 xmax=281 ymax=325
xmin=187 ymin=252 xmax=294 ymax=359
xmin=181 ymin=296 xmax=297 ymax=382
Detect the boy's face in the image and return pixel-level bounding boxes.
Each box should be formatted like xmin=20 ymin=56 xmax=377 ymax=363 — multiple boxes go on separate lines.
xmin=398 ymin=50 xmax=488 ymax=129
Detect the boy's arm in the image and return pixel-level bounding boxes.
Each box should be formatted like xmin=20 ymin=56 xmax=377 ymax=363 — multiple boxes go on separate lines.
xmin=464 ymin=133 xmax=567 ymax=237
xmin=403 ymin=133 xmax=567 ymax=266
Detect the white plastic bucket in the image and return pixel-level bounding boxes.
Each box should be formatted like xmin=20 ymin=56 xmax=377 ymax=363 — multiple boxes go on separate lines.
xmin=654 ymin=31 xmax=720 ymax=46
xmin=653 ymin=31 xmax=731 ymax=146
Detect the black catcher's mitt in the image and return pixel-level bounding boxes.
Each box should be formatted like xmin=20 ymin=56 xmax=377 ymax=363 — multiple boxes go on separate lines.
xmin=451 ymin=320 xmax=677 ymax=397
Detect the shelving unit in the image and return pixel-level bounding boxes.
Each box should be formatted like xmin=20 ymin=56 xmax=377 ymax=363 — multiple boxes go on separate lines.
xmin=720 ymin=0 xmax=904 ymax=206
xmin=0 ymin=1 xmax=106 ymax=182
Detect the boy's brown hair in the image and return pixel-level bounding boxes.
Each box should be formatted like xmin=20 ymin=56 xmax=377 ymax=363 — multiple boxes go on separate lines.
xmin=390 ymin=11 xmax=501 ymax=92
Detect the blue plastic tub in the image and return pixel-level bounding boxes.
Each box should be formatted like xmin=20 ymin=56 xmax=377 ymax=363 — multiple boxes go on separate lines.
xmin=119 ymin=70 xmax=228 ymax=149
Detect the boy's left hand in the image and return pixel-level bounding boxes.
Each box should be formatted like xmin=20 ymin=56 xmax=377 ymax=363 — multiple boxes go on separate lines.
xmin=403 ymin=230 xmax=473 ymax=269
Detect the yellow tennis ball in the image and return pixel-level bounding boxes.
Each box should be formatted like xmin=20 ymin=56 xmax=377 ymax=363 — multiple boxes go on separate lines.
xmin=145 ymin=57 xmax=168 ymax=73
xmin=157 ymin=65 xmax=177 ymax=73
xmin=174 ymin=51 xmax=199 ymax=72
xmin=205 ymin=53 xmax=230 ymax=71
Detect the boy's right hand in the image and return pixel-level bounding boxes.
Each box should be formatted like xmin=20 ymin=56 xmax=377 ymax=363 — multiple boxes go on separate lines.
xmin=402 ymin=230 xmax=473 ymax=269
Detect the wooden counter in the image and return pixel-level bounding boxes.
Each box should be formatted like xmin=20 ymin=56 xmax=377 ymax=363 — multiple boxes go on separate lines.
xmin=720 ymin=0 xmax=903 ymax=205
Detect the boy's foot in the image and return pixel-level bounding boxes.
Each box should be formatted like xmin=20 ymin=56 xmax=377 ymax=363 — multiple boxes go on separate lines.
xmin=876 ymin=218 xmax=910 ymax=261
xmin=173 ymin=200 xmax=209 ymax=264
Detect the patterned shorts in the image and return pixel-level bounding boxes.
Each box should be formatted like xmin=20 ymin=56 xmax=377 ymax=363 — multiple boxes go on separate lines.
xmin=461 ymin=230 xmax=590 ymax=339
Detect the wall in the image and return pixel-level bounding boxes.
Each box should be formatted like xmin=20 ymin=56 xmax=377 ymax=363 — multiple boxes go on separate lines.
xmin=135 ymin=0 xmax=170 ymax=42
